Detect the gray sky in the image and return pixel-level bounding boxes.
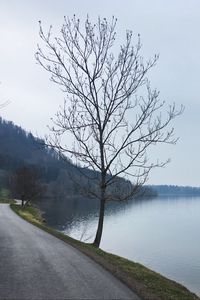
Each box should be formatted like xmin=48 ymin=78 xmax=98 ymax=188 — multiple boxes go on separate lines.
xmin=0 ymin=0 xmax=200 ymax=186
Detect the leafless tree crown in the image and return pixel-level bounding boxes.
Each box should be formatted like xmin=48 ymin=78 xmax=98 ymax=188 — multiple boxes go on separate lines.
xmin=36 ymin=16 xmax=183 ymax=199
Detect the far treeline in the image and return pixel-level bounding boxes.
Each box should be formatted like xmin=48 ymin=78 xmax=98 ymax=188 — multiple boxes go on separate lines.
xmin=151 ymin=185 xmax=200 ymax=196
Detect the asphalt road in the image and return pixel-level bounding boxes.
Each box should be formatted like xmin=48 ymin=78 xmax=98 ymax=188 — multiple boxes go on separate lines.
xmin=0 ymin=204 xmax=140 ymax=299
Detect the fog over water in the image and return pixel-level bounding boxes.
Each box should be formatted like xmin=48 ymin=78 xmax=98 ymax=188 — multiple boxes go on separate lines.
xmin=40 ymin=196 xmax=200 ymax=296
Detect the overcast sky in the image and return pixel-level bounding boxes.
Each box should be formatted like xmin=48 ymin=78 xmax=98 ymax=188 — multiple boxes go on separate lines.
xmin=0 ymin=0 xmax=200 ymax=186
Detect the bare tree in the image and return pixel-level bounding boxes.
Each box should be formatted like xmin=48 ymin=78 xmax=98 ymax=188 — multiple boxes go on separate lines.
xmin=36 ymin=16 xmax=183 ymax=247
xmin=12 ymin=165 xmax=44 ymax=207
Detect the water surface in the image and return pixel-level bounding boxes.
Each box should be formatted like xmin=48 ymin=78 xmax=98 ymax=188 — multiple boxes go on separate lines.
xmin=41 ymin=196 xmax=200 ymax=296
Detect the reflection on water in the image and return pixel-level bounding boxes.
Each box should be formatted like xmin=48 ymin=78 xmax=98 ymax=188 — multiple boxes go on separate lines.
xmin=39 ymin=196 xmax=200 ymax=296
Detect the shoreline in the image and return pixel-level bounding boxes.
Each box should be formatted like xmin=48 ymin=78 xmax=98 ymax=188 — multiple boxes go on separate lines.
xmin=10 ymin=203 xmax=199 ymax=300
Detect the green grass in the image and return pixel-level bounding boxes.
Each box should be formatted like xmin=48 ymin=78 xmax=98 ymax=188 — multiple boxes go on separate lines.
xmin=0 ymin=199 xmax=14 ymax=203
xmin=0 ymin=188 xmax=13 ymax=203
xmin=12 ymin=204 xmax=45 ymax=223
xmin=11 ymin=203 xmax=199 ymax=300
xmin=0 ymin=188 xmax=10 ymax=198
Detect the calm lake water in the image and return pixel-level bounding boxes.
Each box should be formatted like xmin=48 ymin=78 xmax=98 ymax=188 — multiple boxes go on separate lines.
xmin=41 ymin=196 xmax=200 ymax=296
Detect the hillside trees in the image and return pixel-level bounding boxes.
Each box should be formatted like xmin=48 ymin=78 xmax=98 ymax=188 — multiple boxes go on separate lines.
xmin=36 ymin=16 xmax=183 ymax=247
xmin=12 ymin=165 xmax=44 ymax=206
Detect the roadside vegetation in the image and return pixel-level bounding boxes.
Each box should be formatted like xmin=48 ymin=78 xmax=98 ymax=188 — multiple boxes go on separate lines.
xmin=0 ymin=188 xmax=14 ymax=203
xmin=11 ymin=203 xmax=199 ymax=300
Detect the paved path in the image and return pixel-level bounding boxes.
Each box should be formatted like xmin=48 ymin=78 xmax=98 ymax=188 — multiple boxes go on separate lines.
xmin=0 ymin=204 xmax=140 ymax=299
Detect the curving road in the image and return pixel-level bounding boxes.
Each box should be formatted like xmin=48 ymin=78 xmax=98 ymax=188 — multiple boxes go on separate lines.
xmin=0 ymin=204 xmax=140 ymax=300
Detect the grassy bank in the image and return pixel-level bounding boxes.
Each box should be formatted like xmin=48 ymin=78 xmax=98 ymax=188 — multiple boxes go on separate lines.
xmin=0 ymin=188 xmax=13 ymax=203
xmin=0 ymin=198 xmax=15 ymax=204
xmin=11 ymin=203 xmax=199 ymax=300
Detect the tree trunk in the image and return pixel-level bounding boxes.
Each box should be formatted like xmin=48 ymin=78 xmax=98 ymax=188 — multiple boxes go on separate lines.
xmin=93 ymin=130 xmax=106 ymax=248
xmin=93 ymin=195 xmax=105 ymax=247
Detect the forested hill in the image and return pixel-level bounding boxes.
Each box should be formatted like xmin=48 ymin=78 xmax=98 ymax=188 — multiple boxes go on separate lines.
xmin=0 ymin=117 xmax=86 ymax=198
xmin=0 ymin=118 xmax=156 ymax=199
xmin=1 ymin=118 xmax=199 ymax=200
xmin=0 ymin=117 xmax=70 ymax=166
xmin=1 ymin=118 xmax=50 ymax=161
xmin=151 ymin=185 xmax=200 ymax=196
xmin=0 ymin=117 xmax=71 ymax=182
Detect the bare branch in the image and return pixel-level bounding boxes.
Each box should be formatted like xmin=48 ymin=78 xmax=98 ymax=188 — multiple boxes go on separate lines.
xmin=36 ymin=16 xmax=183 ymax=247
